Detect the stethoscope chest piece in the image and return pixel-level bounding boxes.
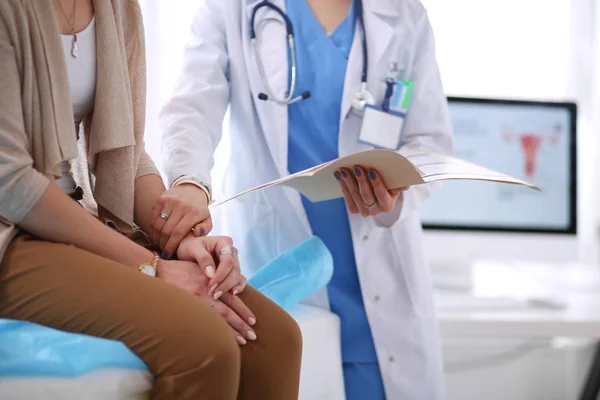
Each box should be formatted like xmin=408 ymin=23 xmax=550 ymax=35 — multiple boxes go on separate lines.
xmin=351 ymin=88 xmax=375 ymax=115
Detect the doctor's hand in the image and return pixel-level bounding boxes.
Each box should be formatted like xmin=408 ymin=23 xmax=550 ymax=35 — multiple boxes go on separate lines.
xmin=151 ymin=185 xmax=212 ymax=259
xmin=177 ymin=234 xmax=247 ymax=298
xmin=335 ymin=166 xmax=408 ymax=217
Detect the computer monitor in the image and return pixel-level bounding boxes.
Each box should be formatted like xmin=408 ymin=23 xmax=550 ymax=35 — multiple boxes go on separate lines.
xmin=420 ymin=97 xmax=578 ymax=284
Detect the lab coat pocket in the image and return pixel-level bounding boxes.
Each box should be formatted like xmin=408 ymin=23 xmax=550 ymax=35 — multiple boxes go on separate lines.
xmin=378 ymin=38 xmax=409 ymax=80
xmin=383 ymin=60 xmax=408 ymax=82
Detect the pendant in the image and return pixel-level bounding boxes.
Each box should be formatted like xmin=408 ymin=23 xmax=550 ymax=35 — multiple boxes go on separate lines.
xmin=71 ymin=33 xmax=79 ymax=58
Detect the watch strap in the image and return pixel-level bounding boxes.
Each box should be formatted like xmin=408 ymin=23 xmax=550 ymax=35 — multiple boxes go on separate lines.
xmin=172 ymin=175 xmax=213 ymax=204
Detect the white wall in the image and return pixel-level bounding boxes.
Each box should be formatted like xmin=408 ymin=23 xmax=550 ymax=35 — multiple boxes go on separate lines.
xmin=422 ymin=0 xmax=572 ymax=100
xmin=139 ymin=0 xmax=231 ymax=195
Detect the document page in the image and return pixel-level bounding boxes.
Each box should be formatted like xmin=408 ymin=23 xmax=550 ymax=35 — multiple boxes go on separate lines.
xmin=404 ymin=149 xmax=539 ymax=190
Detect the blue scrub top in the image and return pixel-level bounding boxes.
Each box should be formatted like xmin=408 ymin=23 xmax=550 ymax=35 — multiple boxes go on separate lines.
xmin=286 ymin=0 xmax=378 ymax=364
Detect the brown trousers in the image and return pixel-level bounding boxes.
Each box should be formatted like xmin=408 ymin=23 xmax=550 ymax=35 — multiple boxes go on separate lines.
xmin=0 ymin=235 xmax=302 ymax=399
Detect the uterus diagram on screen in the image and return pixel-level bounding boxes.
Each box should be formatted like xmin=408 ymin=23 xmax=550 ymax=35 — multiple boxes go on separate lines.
xmin=503 ymin=124 xmax=562 ymax=179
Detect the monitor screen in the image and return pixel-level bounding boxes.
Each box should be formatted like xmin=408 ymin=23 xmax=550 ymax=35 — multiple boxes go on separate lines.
xmin=419 ymin=97 xmax=577 ymax=234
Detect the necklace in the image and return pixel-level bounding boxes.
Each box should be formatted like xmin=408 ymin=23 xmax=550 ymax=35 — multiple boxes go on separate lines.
xmin=57 ymin=0 xmax=78 ymax=58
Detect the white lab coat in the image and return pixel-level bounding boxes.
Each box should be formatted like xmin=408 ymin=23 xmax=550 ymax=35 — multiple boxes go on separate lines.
xmin=160 ymin=0 xmax=453 ymax=398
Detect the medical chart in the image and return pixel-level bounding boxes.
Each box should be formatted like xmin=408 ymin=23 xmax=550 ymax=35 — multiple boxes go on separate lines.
xmin=210 ymin=148 xmax=539 ymax=208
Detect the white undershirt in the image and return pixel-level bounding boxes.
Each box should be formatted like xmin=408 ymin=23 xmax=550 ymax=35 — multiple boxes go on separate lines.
xmin=58 ymin=17 xmax=97 ymax=195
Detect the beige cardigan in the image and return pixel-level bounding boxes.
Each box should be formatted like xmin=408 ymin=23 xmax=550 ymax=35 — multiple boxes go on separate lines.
xmin=0 ymin=0 xmax=160 ymax=259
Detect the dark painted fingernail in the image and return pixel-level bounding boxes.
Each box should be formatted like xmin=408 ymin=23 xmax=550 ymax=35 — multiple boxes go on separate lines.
xmin=199 ymin=228 xmax=205 ymax=237
xmin=369 ymin=170 xmax=377 ymax=180
xmin=161 ymin=251 xmax=169 ymax=260
xmin=341 ymin=170 xmax=347 ymax=178
xmin=354 ymin=168 xmax=361 ymax=176
xmin=334 ymin=173 xmax=340 ymax=180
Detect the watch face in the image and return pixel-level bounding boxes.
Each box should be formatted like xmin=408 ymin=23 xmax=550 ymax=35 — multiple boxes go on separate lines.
xmin=140 ymin=264 xmax=157 ymax=277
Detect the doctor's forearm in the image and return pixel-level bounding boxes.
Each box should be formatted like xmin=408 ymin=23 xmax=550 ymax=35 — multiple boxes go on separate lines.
xmin=134 ymin=174 xmax=166 ymax=236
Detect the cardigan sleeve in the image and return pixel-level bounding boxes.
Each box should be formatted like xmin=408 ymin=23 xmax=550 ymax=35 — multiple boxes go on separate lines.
xmin=136 ymin=149 xmax=160 ymax=179
xmin=0 ymin=19 xmax=51 ymax=224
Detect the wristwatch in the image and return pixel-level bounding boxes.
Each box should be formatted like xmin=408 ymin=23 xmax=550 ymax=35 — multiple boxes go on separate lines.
xmin=139 ymin=253 xmax=160 ymax=277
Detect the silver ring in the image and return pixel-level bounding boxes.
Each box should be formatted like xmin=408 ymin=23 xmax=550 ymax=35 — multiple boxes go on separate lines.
xmin=219 ymin=245 xmax=235 ymax=257
xmin=210 ymin=301 xmax=216 ymax=308
xmin=364 ymin=201 xmax=376 ymax=209
xmin=159 ymin=212 xmax=169 ymax=220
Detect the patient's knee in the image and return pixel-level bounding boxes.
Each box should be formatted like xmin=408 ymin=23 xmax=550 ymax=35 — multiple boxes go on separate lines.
xmin=194 ymin=326 xmax=241 ymax=377
xmin=282 ymin=312 xmax=303 ymax=356
xmin=265 ymin=309 xmax=303 ymax=359
xmin=151 ymin=311 xmax=240 ymax=378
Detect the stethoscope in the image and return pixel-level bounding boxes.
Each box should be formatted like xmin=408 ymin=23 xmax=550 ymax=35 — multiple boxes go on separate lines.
xmin=249 ymin=0 xmax=374 ymax=115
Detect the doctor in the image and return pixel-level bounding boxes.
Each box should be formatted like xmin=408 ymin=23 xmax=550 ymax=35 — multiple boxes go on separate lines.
xmin=159 ymin=0 xmax=453 ymax=398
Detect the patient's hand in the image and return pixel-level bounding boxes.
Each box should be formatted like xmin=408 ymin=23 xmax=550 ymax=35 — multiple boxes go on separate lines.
xmin=157 ymin=258 xmax=256 ymax=345
xmin=177 ymin=235 xmax=247 ymax=297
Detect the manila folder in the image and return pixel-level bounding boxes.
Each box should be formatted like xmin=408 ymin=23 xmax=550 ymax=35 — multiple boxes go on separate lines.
xmin=211 ymin=148 xmax=539 ymax=208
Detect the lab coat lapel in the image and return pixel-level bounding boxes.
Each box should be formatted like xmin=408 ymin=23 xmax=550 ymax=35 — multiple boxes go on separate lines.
xmin=339 ymin=0 xmax=399 ymax=126
xmin=244 ymin=0 xmax=289 ymax=178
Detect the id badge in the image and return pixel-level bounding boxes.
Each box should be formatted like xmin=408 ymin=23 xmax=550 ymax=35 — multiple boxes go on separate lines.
xmin=358 ymin=105 xmax=406 ymax=150
xmin=358 ymin=80 xmax=412 ymax=150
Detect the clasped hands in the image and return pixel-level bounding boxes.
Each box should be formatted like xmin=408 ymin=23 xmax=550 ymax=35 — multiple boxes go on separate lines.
xmin=150 ymin=185 xmax=252 ymax=345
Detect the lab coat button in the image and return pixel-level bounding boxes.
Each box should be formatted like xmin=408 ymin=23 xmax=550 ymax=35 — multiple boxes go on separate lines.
xmin=374 ymin=295 xmax=381 ymax=302
xmin=362 ymin=235 xmax=369 ymax=241
xmin=389 ymin=356 xmax=396 ymax=363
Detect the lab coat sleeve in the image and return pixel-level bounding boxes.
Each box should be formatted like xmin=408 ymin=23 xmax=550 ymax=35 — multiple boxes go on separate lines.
xmin=159 ymin=0 xmax=229 ymax=187
xmin=373 ymin=6 xmax=453 ymax=228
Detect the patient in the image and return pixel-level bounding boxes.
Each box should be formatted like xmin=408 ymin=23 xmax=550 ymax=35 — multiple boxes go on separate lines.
xmin=0 ymin=1 xmax=301 ymax=399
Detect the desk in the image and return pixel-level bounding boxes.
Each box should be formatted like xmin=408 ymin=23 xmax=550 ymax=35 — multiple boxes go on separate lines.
xmin=438 ymin=294 xmax=600 ymax=338
xmin=435 ymin=261 xmax=600 ymax=400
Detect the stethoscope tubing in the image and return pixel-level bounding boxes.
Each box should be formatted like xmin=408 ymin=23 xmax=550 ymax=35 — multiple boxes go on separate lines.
xmin=250 ymin=0 xmax=369 ymax=108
